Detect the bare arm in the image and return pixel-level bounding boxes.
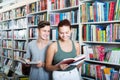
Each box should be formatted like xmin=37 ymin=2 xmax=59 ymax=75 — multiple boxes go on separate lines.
xmin=45 ymin=43 xmax=60 ymax=71
xmin=75 ymin=42 xmax=80 ymax=56
xmin=74 ymin=42 xmax=83 ymax=68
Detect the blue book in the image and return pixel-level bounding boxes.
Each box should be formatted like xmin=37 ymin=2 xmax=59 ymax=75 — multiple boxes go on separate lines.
xmin=104 ymin=2 xmax=109 ymax=21
xmin=60 ymin=13 xmax=64 ymax=21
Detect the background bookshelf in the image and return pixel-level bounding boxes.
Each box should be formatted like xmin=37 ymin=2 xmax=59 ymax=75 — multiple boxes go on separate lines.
xmin=49 ymin=0 xmax=79 ymax=41
xmin=80 ymin=0 xmax=120 ymax=79
xmin=0 ymin=0 xmax=120 ymax=80
xmin=0 ymin=0 xmax=48 ymax=79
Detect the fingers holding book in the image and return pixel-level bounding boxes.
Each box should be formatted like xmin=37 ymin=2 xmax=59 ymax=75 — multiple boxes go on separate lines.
xmin=59 ymin=64 xmax=69 ymax=70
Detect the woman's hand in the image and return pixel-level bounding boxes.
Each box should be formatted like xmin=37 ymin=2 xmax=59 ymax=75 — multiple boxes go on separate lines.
xmin=77 ymin=62 xmax=83 ymax=68
xmin=59 ymin=64 xmax=69 ymax=70
xmin=36 ymin=61 xmax=44 ymax=68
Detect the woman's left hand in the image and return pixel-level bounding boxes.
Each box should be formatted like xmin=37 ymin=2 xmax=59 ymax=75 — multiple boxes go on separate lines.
xmin=77 ymin=62 xmax=83 ymax=68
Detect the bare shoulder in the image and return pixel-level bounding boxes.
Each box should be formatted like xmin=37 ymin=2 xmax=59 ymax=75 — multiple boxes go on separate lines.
xmin=48 ymin=41 xmax=57 ymax=51
xmin=47 ymin=41 xmax=58 ymax=56
xmin=49 ymin=41 xmax=57 ymax=48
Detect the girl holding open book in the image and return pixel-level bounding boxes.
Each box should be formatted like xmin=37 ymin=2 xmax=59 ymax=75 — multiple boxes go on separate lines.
xmin=46 ymin=19 xmax=82 ymax=80
xmin=24 ymin=21 xmax=52 ymax=80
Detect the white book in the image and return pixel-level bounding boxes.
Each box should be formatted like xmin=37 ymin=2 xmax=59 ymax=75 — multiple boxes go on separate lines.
xmin=18 ymin=58 xmax=40 ymax=64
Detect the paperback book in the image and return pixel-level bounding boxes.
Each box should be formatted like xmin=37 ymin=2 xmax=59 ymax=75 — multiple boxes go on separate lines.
xmin=18 ymin=58 xmax=39 ymax=64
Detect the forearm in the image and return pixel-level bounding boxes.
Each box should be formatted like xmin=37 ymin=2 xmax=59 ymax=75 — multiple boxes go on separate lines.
xmin=46 ymin=65 xmax=60 ymax=71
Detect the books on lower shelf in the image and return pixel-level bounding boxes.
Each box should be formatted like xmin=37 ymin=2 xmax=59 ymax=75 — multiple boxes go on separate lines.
xmin=56 ymin=54 xmax=86 ymax=66
xmin=18 ymin=58 xmax=40 ymax=64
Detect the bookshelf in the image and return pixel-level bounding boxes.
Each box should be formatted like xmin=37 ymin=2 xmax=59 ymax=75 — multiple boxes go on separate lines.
xmin=49 ymin=0 xmax=79 ymax=41
xmin=80 ymin=0 xmax=120 ymax=79
xmin=0 ymin=0 xmax=49 ymax=79
xmin=0 ymin=0 xmax=120 ymax=79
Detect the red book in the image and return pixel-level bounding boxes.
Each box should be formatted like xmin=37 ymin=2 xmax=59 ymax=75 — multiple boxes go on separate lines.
xmin=55 ymin=13 xmax=60 ymax=25
xmin=96 ymin=65 xmax=102 ymax=80
xmin=51 ymin=0 xmax=55 ymax=3
xmin=56 ymin=54 xmax=86 ymax=66
xmin=108 ymin=1 xmax=116 ymax=21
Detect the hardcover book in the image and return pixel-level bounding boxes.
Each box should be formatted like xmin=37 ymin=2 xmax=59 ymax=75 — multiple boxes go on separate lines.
xmin=56 ymin=54 xmax=86 ymax=66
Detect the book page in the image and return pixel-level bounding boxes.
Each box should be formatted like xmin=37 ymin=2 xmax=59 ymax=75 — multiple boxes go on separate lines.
xmin=28 ymin=61 xmax=40 ymax=64
xmin=18 ymin=58 xmax=40 ymax=64
xmin=74 ymin=54 xmax=86 ymax=61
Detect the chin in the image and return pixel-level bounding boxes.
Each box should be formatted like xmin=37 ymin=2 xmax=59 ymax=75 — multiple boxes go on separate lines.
xmin=62 ymin=38 xmax=69 ymax=41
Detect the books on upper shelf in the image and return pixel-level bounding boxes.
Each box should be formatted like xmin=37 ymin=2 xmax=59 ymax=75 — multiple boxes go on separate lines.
xmin=18 ymin=58 xmax=40 ymax=64
xmin=82 ymin=23 xmax=120 ymax=42
xmin=56 ymin=54 xmax=86 ymax=66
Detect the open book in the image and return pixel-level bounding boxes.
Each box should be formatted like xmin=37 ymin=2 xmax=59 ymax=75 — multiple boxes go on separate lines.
xmin=18 ymin=58 xmax=40 ymax=64
xmin=56 ymin=54 xmax=86 ymax=66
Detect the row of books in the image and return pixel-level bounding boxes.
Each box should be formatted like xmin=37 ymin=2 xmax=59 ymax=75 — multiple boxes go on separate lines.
xmin=13 ymin=41 xmax=27 ymax=51
xmin=38 ymin=0 xmax=47 ymax=11
xmin=2 ymin=31 xmax=12 ymax=39
xmin=83 ymin=45 xmax=120 ymax=64
xmin=29 ymin=28 xmax=38 ymax=39
xmin=50 ymin=28 xmax=79 ymax=41
xmin=2 ymin=40 xmax=12 ymax=48
xmin=14 ymin=51 xmax=25 ymax=60
xmin=82 ymin=23 xmax=120 ymax=42
xmin=1 ymin=21 xmax=13 ymax=30
xmin=13 ymin=18 xmax=27 ymax=29
xmin=51 ymin=0 xmax=78 ymax=10
xmin=0 ymin=18 xmax=27 ymax=30
xmin=0 ymin=1 xmax=47 ymax=21
xmin=2 ymin=10 xmax=12 ymax=21
xmin=80 ymin=1 xmax=119 ymax=22
xmin=2 ymin=30 xmax=27 ymax=40
xmin=26 ymin=2 xmax=37 ymax=14
xmin=14 ymin=6 xmax=26 ymax=18
xmin=1 ymin=6 xmax=26 ymax=21
xmin=0 ymin=0 xmax=48 ymax=21
xmin=3 ymin=49 xmax=12 ymax=58
xmin=82 ymin=63 xmax=119 ymax=80
xmin=26 ymin=0 xmax=48 ymax=14
xmin=13 ymin=30 xmax=27 ymax=39
xmin=70 ymin=28 xmax=79 ymax=41
xmin=50 ymin=10 xmax=78 ymax=25
xmin=28 ymin=13 xmax=47 ymax=25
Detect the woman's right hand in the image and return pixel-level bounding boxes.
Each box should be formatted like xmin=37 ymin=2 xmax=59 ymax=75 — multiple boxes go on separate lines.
xmin=59 ymin=64 xmax=69 ymax=70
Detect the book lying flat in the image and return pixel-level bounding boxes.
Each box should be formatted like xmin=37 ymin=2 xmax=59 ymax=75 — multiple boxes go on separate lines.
xmin=56 ymin=54 xmax=86 ymax=66
xmin=18 ymin=58 xmax=40 ymax=64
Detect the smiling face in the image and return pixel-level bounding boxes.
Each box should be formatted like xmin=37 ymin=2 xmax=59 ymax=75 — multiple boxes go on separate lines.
xmin=38 ymin=25 xmax=50 ymax=40
xmin=58 ymin=25 xmax=71 ymax=41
